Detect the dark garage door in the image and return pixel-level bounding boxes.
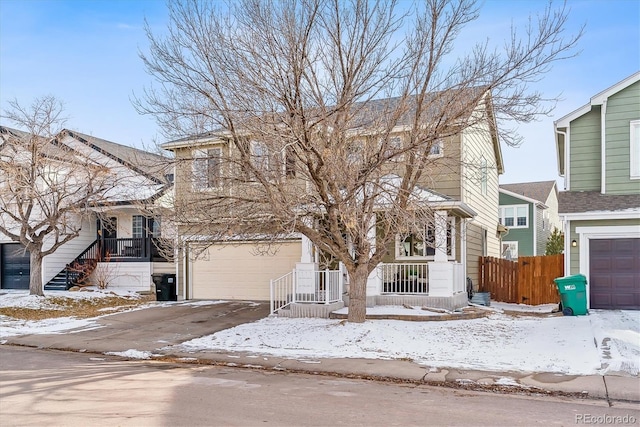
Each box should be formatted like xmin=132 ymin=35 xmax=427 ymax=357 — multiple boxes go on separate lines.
xmin=1 ymin=243 xmax=31 ymax=290
xmin=589 ymin=238 xmax=640 ymax=310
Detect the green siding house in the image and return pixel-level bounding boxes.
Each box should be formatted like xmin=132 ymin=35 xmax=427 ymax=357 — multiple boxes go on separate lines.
xmin=554 ymin=71 xmax=640 ymax=310
xmin=498 ymin=181 xmax=560 ymax=259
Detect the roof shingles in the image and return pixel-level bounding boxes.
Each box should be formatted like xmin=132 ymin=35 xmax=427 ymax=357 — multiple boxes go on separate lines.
xmin=558 ymin=191 xmax=640 ymax=214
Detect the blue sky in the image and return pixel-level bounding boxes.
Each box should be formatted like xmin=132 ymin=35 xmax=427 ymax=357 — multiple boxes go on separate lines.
xmin=1 ymin=0 xmax=638 ymax=187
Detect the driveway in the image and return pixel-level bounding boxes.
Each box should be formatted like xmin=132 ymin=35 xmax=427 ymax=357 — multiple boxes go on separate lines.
xmin=5 ymin=300 xmax=269 ymax=354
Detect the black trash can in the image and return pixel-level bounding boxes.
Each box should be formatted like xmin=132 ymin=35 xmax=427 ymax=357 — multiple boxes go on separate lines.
xmin=155 ymin=273 xmax=177 ymax=301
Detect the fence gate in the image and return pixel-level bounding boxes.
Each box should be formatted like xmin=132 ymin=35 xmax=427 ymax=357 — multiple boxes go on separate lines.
xmin=479 ymin=254 xmax=564 ymax=305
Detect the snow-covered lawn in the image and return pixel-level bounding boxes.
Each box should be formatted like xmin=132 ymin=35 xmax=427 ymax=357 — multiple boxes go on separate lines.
xmin=177 ymin=305 xmax=639 ymax=376
xmin=1 ymin=290 xmax=638 ymax=376
xmin=0 ymin=289 xmax=155 ymax=338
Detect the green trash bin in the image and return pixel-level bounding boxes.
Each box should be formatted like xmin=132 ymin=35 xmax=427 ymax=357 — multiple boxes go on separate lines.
xmin=554 ymin=274 xmax=588 ymax=316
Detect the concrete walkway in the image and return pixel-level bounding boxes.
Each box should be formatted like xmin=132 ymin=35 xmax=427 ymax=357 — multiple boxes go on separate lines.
xmin=4 ymin=301 xmax=639 ymax=404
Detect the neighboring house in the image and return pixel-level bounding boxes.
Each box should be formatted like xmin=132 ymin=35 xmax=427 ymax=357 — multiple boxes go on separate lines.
xmin=498 ymin=180 xmax=561 ymax=259
xmin=0 ymin=127 xmax=174 ymax=293
xmin=554 ymin=71 xmax=640 ymax=310
xmin=162 ymin=90 xmax=504 ymax=315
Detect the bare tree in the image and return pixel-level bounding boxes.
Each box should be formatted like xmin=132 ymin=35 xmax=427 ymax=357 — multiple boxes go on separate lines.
xmin=137 ymin=0 xmax=581 ymax=322
xmin=0 ymin=96 xmax=118 ymax=296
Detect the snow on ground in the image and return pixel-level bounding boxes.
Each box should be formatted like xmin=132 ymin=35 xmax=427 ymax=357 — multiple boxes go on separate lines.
xmin=0 ymin=315 xmax=100 ymax=338
xmin=1 ymin=290 xmax=638 ymax=376
xmin=177 ymin=313 xmax=605 ymax=375
xmin=105 ymin=349 xmax=159 ymax=360
xmin=0 ymin=289 xmax=151 ymax=337
xmin=0 ymin=288 xmax=142 ymax=309
xmin=175 ymin=304 xmax=639 ymax=376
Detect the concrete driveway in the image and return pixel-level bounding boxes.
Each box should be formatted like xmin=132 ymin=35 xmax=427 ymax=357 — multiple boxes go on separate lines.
xmin=5 ymin=300 xmax=269 ymax=354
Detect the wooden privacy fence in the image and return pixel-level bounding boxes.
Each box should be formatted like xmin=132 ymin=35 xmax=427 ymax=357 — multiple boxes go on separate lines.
xmin=478 ymin=254 xmax=564 ymax=305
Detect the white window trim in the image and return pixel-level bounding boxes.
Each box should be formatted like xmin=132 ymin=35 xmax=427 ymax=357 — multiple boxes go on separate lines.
xmin=501 ymin=241 xmax=518 ymax=260
xmin=499 ymin=204 xmax=529 ymax=229
xmin=630 ymin=120 xmax=640 ymax=179
xmin=132 ymin=215 xmax=145 ymax=239
xmin=427 ymin=139 xmax=444 ymax=159
xmin=395 ymin=218 xmax=456 ymax=261
xmin=192 ymin=148 xmax=221 ymax=190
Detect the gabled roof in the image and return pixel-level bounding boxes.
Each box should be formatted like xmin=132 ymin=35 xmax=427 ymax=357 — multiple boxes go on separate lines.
xmin=554 ymin=71 xmax=640 ymax=128
xmin=499 ymin=180 xmax=556 ymax=206
xmin=554 ymin=71 xmax=640 ymax=178
xmin=558 ymin=191 xmax=640 ymax=214
xmin=0 ymin=126 xmax=66 ymax=159
xmin=60 ymin=130 xmax=170 ymax=184
xmin=160 ymin=88 xmax=503 ymax=172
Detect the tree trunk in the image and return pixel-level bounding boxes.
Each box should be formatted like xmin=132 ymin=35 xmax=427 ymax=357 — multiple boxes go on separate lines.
xmin=29 ymin=251 xmax=44 ymax=297
xmin=347 ymin=265 xmax=370 ymax=323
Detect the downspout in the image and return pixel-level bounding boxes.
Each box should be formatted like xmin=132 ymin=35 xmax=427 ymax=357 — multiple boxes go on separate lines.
xmin=532 ymin=205 xmax=537 ymax=256
xmin=562 ymin=215 xmax=570 ymax=275
xmin=600 ymin=99 xmax=608 ymax=194
xmin=555 ymin=129 xmax=568 ymax=190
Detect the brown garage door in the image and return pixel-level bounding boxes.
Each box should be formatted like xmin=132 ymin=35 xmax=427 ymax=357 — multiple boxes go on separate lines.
xmin=589 ymin=238 xmax=640 ymax=310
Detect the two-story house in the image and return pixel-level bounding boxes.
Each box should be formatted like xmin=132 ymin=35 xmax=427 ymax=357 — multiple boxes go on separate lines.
xmin=498 ymin=180 xmax=561 ymax=258
xmin=554 ymin=71 xmax=640 ymax=310
xmin=162 ymin=90 xmax=504 ymax=315
xmin=0 ymin=127 xmax=174 ymax=293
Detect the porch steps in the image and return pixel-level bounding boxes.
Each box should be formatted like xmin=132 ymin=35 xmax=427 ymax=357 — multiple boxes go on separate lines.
xmin=44 ymin=272 xmax=70 ymax=291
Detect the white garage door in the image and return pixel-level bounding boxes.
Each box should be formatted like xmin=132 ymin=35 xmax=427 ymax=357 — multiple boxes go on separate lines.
xmin=190 ymin=241 xmax=302 ymax=300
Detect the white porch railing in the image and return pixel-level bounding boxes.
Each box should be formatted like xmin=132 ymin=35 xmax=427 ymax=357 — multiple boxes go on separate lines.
xmin=270 ymin=269 xmax=343 ymax=314
xmin=380 ymin=262 xmax=429 ymax=294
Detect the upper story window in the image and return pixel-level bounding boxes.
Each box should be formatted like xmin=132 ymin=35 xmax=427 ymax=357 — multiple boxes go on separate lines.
xmin=381 ymin=136 xmax=403 ymax=161
xmin=630 ymin=120 xmax=640 ymax=180
xmin=428 ymin=139 xmax=444 ymax=158
xmin=499 ymin=205 xmax=528 ymax=228
xmin=250 ymin=140 xmax=284 ymax=179
xmin=193 ymin=148 xmax=221 ymax=189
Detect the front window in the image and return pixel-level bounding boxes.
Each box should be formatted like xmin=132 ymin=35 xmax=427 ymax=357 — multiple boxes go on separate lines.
xmin=397 ymin=218 xmax=455 ymax=259
xmin=499 ymin=205 xmax=528 ymax=228
xmin=132 ymin=215 xmax=145 ymax=238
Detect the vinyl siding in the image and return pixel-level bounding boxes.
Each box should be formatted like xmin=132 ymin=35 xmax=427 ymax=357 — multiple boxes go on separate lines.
xmin=605 ymin=81 xmax=640 ymax=194
xmin=498 ymin=192 xmax=534 ymax=256
xmin=569 ymin=108 xmax=601 ymax=191
xmin=41 ymin=216 xmax=96 ymax=283
xmin=462 ymin=121 xmax=501 ymax=285
xmin=535 ymin=205 xmax=548 ymax=256
xmin=418 ymin=135 xmax=462 ymax=200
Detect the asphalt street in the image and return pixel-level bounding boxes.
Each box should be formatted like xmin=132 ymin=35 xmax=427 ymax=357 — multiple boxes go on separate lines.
xmin=1 ymin=346 xmax=638 ymax=427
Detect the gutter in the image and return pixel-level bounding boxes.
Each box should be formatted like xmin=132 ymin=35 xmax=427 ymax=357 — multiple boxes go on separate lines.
xmin=600 ymin=99 xmax=607 ymax=194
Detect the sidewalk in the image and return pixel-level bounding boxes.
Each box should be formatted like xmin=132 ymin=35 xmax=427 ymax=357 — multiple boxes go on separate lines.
xmin=3 ymin=301 xmax=638 ymax=404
